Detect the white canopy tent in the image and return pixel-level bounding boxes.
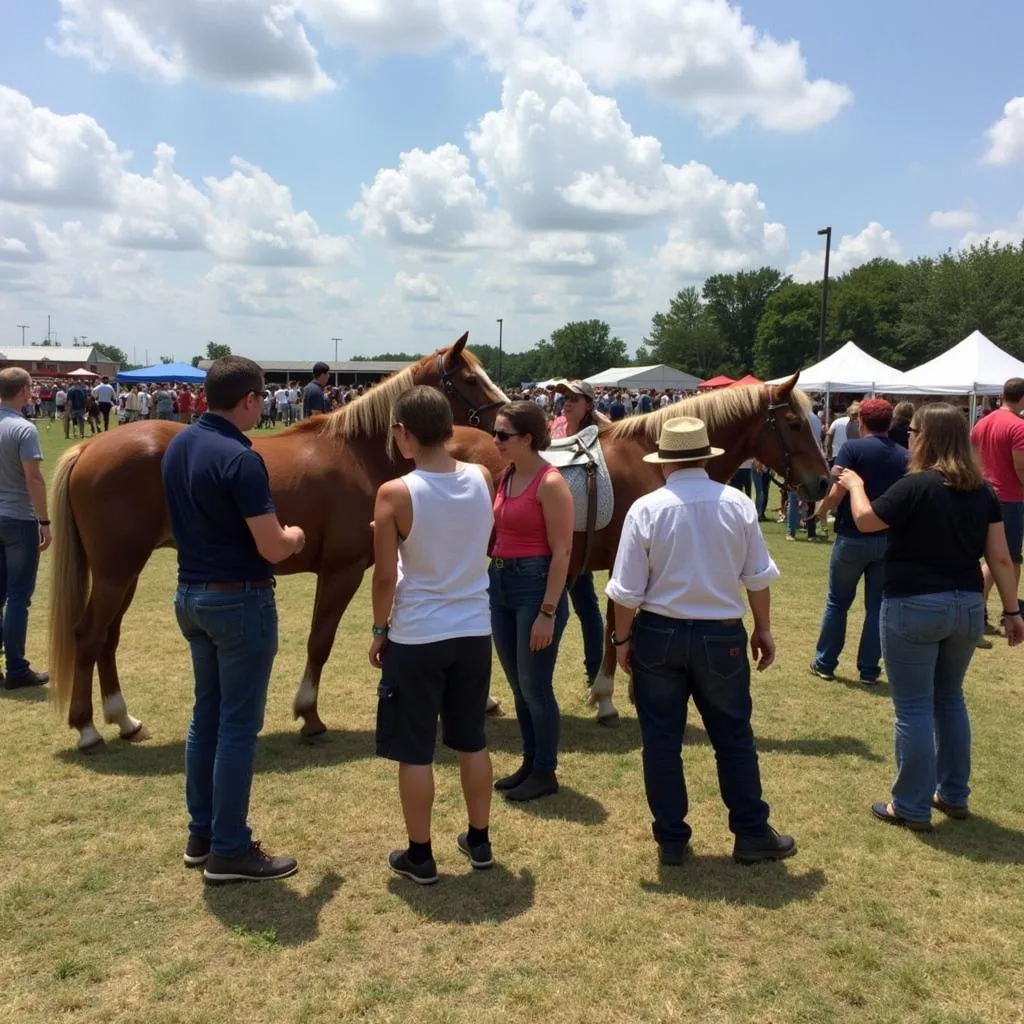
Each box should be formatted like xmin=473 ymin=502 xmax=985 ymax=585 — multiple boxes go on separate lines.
xmin=585 ymin=364 xmax=701 ymax=391
xmin=874 ymin=330 xmax=1024 ymax=396
xmin=768 ymin=340 xmax=906 ymax=392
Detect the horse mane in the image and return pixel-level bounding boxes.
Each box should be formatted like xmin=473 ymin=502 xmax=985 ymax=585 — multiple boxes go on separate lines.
xmin=606 ymin=384 xmax=812 ymax=443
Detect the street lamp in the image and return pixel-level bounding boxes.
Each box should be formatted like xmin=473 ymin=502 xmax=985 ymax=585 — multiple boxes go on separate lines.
xmin=817 ymin=226 xmax=832 ymax=361
xmin=331 ymin=336 xmax=342 ymax=363
xmin=16 ymin=324 xmax=29 ymax=345
xmin=496 ymin=318 xmax=503 ymax=384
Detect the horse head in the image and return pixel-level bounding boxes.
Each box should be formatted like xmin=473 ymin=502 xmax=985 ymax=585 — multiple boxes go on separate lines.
xmin=418 ymin=333 xmax=508 ymax=432
xmin=756 ymin=372 xmax=830 ymax=502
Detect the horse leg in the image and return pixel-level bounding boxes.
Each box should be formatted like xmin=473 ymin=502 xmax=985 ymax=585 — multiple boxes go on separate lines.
xmin=96 ymin=579 xmax=151 ymax=743
xmin=293 ymin=564 xmax=365 ymax=738
xmin=587 ymin=600 xmax=620 ymax=726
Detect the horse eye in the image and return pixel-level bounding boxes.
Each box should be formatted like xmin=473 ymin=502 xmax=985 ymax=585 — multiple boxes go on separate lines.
xmin=465 ymin=374 xmax=478 ymax=384
xmin=787 ymin=420 xmax=802 ymax=432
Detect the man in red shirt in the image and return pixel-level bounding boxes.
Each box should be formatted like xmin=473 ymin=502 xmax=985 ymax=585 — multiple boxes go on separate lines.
xmin=971 ymin=377 xmax=1024 ymax=636
xmin=178 ymin=386 xmax=194 ymax=424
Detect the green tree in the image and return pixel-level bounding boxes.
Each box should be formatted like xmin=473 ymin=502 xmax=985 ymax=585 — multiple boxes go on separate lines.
xmin=159 ymin=356 xmax=174 ymax=364
xmin=642 ymin=287 xmax=735 ymax=378
xmin=206 ymin=341 xmax=231 ymax=360
xmin=702 ymin=268 xmax=789 ymax=372
xmin=92 ymin=342 xmax=129 ymax=366
xmin=543 ymin=320 xmax=627 ymax=380
xmin=351 ymin=352 xmax=422 ymax=361
xmin=752 ymin=282 xmax=821 ymax=378
xmin=829 ymin=259 xmax=906 ymax=364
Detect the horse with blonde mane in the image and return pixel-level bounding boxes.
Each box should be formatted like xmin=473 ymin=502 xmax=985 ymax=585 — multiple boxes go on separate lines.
xmin=49 ymin=336 xmax=507 ymax=751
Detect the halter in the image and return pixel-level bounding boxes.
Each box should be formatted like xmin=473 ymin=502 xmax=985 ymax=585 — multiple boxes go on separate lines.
xmin=760 ymin=398 xmax=802 ymax=492
xmin=435 ymin=353 xmax=505 ymax=427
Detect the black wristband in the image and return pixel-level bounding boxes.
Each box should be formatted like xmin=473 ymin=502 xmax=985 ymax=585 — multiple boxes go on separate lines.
xmin=610 ymin=631 xmax=632 ymax=647
xmin=1003 ymin=610 xmax=1022 ymax=617
xmin=38 ymin=519 xmax=50 ymax=526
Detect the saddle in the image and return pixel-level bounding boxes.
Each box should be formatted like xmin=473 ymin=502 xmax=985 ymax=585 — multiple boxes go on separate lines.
xmin=540 ymin=425 xmax=614 ymax=574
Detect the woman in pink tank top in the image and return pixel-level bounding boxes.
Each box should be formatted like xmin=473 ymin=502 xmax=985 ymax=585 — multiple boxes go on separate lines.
xmin=489 ymin=401 xmax=575 ymax=801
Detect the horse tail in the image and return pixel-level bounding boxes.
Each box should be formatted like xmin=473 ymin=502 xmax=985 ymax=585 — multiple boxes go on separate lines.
xmin=49 ymin=445 xmax=88 ymax=715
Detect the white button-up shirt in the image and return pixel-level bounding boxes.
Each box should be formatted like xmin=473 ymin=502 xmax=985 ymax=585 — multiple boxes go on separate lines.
xmin=606 ymin=467 xmax=780 ymax=620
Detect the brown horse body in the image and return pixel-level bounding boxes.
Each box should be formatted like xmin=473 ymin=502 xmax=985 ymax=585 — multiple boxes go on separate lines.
xmin=449 ymin=374 xmax=829 ymax=723
xmin=49 ymin=337 xmax=507 ymax=751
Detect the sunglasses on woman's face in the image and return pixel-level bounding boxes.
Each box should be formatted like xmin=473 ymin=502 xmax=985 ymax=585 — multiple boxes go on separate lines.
xmin=493 ymin=429 xmax=519 ymax=442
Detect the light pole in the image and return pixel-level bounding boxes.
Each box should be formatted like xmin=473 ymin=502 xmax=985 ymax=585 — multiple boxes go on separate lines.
xmin=817 ymin=226 xmax=832 ymax=361
xmin=331 ymin=337 xmax=342 ymax=363
xmin=496 ymin=318 xmax=503 ymax=384
xmin=17 ymin=324 xmax=29 ymax=345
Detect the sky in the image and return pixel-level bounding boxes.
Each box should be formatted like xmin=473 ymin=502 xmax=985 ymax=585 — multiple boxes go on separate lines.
xmin=1 ymin=1 xmax=1023 ymax=364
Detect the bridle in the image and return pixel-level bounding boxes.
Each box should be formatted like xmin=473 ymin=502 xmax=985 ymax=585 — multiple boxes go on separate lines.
xmin=759 ymin=397 xmax=802 ymax=492
xmin=435 ymin=353 xmax=505 ymax=428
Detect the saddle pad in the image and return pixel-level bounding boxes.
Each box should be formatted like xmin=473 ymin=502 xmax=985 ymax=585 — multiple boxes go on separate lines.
xmin=540 ymin=426 xmax=614 ymax=533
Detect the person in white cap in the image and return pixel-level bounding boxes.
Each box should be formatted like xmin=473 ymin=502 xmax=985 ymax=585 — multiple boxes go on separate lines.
xmin=606 ymin=416 xmax=796 ymax=866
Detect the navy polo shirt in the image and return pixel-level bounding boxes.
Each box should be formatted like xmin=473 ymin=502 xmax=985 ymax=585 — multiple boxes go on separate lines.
xmin=162 ymin=414 xmax=275 ymax=583
xmin=302 ymin=380 xmax=327 ymax=417
xmin=834 ymin=435 xmax=909 ymax=537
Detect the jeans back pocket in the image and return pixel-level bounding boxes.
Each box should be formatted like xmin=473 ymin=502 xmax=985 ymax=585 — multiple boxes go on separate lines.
xmin=703 ymin=635 xmax=748 ymax=681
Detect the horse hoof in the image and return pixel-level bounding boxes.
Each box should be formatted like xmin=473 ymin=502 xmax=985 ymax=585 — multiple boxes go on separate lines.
xmin=597 ymin=713 xmax=620 ymax=729
xmin=120 ymin=723 xmax=151 ymax=743
xmin=300 ymin=722 xmax=328 ymax=740
xmin=485 ymin=701 xmax=504 ymax=717
xmin=79 ymin=736 xmax=107 ymax=755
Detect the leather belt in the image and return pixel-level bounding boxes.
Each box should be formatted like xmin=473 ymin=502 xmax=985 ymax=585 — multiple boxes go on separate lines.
xmin=202 ymin=579 xmax=275 ymax=591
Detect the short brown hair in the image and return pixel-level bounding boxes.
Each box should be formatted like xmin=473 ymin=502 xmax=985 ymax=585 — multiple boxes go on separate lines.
xmin=0 ymin=367 xmax=31 ymax=401
xmin=391 ymin=385 xmax=453 ymax=449
xmin=499 ymin=400 xmax=550 ymax=451
xmin=892 ymin=401 xmax=914 ymax=423
xmin=909 ymin=403 xmax=984 ymax=491
xmin=205 ymin=356 xmax=264 ymax=411
xmin=1003 ymin=378 xmax=1024 ymax=403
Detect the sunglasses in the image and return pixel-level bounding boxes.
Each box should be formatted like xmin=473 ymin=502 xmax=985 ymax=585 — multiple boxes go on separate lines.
xmin=493 ymin=430 xmax=520 ymax=442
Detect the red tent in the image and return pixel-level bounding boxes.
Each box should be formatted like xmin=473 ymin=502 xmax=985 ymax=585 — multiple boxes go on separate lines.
xmin=698 ymin=374 xmax=736 ymax=390
xmin=730 ymin=374 xmax=762 ymax=387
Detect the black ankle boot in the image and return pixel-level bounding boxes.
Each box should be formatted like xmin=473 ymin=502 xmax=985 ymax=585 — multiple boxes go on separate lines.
xmin=495 ymin=759 xmax=533 ymax=792
xmin=505 ymin=770 xmax=559 ymax=802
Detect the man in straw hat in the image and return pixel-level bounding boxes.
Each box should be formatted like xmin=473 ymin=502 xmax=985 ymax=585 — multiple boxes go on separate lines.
xmin=606 ymin=416 xmax=796 ymax=865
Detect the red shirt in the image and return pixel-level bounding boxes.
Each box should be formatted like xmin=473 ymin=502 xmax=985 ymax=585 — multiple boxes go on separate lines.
xmin=195 ymin=393 xmax=207 ymax=414
xmin=178 ymin=389 xmax=193 ymax=413
xmin=972 ymin=407 xmax=1024 ymax=502
xmin=492 ymin=465 xmax=558 ymax=558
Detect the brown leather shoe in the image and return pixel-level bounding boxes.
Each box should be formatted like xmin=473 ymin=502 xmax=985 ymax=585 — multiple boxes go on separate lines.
xmin=932 ymin=794 xmax=969 ymax=820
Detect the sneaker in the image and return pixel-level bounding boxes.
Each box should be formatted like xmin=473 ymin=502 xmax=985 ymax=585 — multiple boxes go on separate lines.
xmin=387 ymin=849 xmax=439 ymax=885
xmin=859 ymin=676 xmax=880 ymax=687
xmin=976 ymin=636 xmax=993 ymax=650
xmin=733 ymin=826 xmax=797 ymax=864
xmin=809 ymin=661 xmax=835 ymax=682
xmin=659 ymin=842 xmax=690 ymax=866
xmin=3 ymin=668 xmax=49 ymax=690
xmin=457 ymin=832 xmax=494 ymax=869
xmin=183 ymin=835 xmax=211 ymax=868
xmin=494 ymin=759 xmax=533 ymax=792
xmin=504 ymin=770 xmax=559 ymax=802
xmin=203 ymin=841 xmax=298 ymax=884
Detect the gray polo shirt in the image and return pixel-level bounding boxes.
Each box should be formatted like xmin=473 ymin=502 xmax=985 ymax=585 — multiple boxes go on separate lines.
xmin=0 ymin=407 xmax=42 ymax=520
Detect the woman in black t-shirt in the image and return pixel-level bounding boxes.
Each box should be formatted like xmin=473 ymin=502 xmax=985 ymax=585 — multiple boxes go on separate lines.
xmin=837 ymin=403 xmax=1023 ymax=831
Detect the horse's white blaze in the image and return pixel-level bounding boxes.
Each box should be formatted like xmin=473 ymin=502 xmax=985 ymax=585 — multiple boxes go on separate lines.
xmin=294 ymin=670 xmax=316 ymax=713
xmin=476 ymin=365 xmax=510 ymax=405
xmin=79 ymin=722 xmax=103 ymax=749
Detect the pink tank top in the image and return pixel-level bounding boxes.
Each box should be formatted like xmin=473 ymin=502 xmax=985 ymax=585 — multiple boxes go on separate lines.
xmin=492 ymin=465 xmax=558 ymax=558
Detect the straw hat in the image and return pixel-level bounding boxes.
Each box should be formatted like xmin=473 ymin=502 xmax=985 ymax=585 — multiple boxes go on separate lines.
xmin=642 ymin=416 xmax=724 ymax=464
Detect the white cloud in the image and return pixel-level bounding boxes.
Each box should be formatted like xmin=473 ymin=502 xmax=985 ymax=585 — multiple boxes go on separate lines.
xmin=51 ymin=0 xmax=334 ymax=99
xmin=958 ymin=209 xmax=1024 ymax=249
xmin=395 ymin=271 xmax=446 ymax=302
xmin=207 ymin=265 xmax=362 ymax=318
xmin=928 ymin=209 xmax=979 ymax=231
xmin=788 ymin=222 xmax=901 ymax=282
xmin=982 ymin=97 xmax=1024 ymax=165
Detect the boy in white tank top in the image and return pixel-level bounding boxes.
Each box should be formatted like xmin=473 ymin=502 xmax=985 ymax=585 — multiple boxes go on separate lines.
xmin=369 ymin=386 xmax=497 ymax=885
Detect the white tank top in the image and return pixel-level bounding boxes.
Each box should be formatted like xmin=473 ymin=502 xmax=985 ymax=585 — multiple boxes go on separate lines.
xmin=388 ymin=464 xmax=494 ymax=645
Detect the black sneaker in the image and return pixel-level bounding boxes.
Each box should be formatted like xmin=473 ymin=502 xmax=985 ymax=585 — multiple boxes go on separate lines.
xmin=457 ymin=832 xmax=494 ymax=869
xmin=388 ymin=849 xmax=439 ymax=885
xmin=659 ymin=842 xmax=690 ymax=866
xmin=733 ymin=826 xmax=797 ymax=864
xmin=203 ymin=841 xmax=298 ymax=884
xmin=504 ymin=770 xmax=559 ymax=802
xmin=808 ymin=662 xmax=835 ymax=682
xmin=3 ymin=668 xmax=49 ymax=690
xmin=494 ymin=759 xmax=533 ymax=792
xmin=183 ymin=835 xmax=211 ymax=868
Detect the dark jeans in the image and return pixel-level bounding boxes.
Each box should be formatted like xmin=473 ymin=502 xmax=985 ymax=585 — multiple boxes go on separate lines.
xmin=729 ymin=468 xmax=752 ymax=497
xmin=753 ymin=470 xmax=771 ymax=518
xmin=568 ymin=571 xmax=605 ymax=681
xmin=630 ymin=610 xmax=770 ymax=846
xmin=174 ymin=584 xmax=278 ymax=857
xmin=489 ymin=556 xmax=569 ymax=772
xmin=813 ymin=533 xmax=888 ymax=681
xmin=99 ymin=402 xmax=112 ymax=430
xmin=0 ymin=518 xmax=40 ymax=677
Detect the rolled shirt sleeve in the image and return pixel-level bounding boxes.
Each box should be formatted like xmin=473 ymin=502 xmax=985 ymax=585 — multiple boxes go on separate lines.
xmin=605 ymin=504 xmax=651 ymax=609
xmin=740 ymin=519 xmax=780 ymax=592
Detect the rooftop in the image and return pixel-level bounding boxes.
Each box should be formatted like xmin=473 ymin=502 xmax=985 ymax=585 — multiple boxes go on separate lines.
xmin=197 ymin=359 xmax=411 ymax=374
xmin=0 ymin=345 xmax=102 ymax=362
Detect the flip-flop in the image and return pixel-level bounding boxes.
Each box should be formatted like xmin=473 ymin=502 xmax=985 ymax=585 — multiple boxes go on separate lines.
xmin=870 ymin=802 xmax=933 ymax=832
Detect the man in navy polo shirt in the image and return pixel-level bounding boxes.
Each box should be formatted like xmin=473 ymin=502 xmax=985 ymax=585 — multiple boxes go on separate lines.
xmin=302 ymin=361 xmax=330 ymax=418
xmin=163 ymin=355 xmax=306 ymax=884
xmin=811 ymin=398 xmax=909 ymax=685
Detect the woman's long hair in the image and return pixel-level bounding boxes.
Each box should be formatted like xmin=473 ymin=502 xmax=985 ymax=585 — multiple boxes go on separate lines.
xmin=908 ymin=403 xmax=984 ymax=491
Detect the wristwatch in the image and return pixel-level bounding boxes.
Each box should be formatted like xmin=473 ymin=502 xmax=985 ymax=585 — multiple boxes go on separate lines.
xmin=371 ymin=623 xmax=389 ymax=636
xmin=611 ymin=631 xmax=632 ymax=646
xmin=539 ymin=603 xmax=556 ymax=619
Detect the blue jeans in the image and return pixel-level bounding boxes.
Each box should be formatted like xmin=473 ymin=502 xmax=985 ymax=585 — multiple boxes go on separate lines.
xmin=813 ymin=533 xmax=888 ymax=681
xmin=881 ymin=591 xmax=983 ymax=822
xmin=0 ymin=518 xmax=40 ymax=677
xmin=630 ymin=611 xmax=770 ymax=846
xmin=568 ymin=571 xmax=605 ymax=681
xmin=786 ymin=489 xmax=816 ymax=538
xmin=174 ymin=584 xmax=279 ymax=857
xmin=489 ymin=557 xmax=569 ymax=772
xmin=753 ymin=470 xmax=771 ymax=518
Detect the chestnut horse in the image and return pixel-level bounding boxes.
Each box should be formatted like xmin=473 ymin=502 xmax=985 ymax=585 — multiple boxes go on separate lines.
xmin=449 ymin=373 xmax=829 ymax=724
xmin=48 ymin=336 xmax=507 ymax=751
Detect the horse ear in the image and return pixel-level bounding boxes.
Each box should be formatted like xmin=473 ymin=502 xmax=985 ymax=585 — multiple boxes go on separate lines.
xmin=445 ymin=333 xmax=469 ymax=369
xmin=772 ymin=372 xmax=800 ymax=401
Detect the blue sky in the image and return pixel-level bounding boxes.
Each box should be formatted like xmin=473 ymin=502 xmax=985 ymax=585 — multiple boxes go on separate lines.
xmin=1 ymin=1 xmax=1022 ymax=363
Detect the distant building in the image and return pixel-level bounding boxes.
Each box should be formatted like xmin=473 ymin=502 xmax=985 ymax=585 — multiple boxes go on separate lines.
xmin=0 ymin=345 xmax=119 ymax=380
xmin=198 ymin=358 xmax=411 ymax=386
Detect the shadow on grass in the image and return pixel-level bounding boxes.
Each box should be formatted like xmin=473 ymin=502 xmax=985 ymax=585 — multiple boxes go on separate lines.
xmin=641 ymin=860 xmax=826 ymax=908
xmin=486 ymin=713 xmax=641 ymax=756
xmin=203 ymin=871 xmax=342 ymax=947
xmin=1 ymin=686 xmax=49 ymax=704
xmin=387 ymin=865 xmax=535 ymax=923
xmin=502 ymin=786 xmax=608 ymax=825
xmin=55 ymin=728 xmax=377 ymax=776
xmin=832 ymin=676 xmax=891 ymax=699
xmin=683 ymin=724 xmax=883 ymax=762
xmin=918 ymin=814 xmax=1024 ymax=865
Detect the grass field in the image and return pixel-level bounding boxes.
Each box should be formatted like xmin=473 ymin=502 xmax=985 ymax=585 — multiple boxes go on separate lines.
xmin=2 ymin=421 xmax=1023 ymax=1024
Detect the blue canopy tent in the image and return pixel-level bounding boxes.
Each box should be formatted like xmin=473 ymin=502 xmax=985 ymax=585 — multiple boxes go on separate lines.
xmin=116 ymin=361 xmax=206 ymax=384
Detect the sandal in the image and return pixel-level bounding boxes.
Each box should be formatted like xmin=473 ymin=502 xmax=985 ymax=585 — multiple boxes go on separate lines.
xmin=932 ymin=794 xmax=969 ymax=820
xmin=870 ymin=802 xmax=933 ymax=832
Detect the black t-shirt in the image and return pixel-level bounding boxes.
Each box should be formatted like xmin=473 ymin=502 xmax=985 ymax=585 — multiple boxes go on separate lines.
xmin=834 ymin=436 xmax=909 ymax=537
xmin=871 ymin=470 xmax=1002 ymax=597
xmin=888 ymin=420 xmax=910 ymax=448
xmin=162 ymin=414 xmax=275 ymax=583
